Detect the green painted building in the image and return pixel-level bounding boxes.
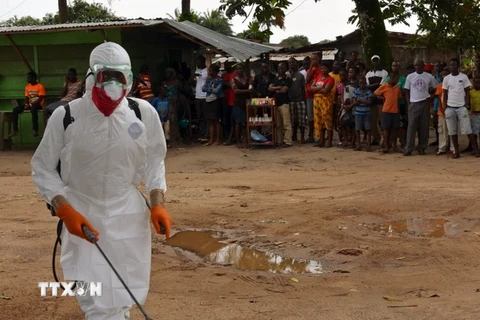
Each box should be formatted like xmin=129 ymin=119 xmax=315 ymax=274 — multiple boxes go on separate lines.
xmin=0 ymin=19 xmax=280 ymax=148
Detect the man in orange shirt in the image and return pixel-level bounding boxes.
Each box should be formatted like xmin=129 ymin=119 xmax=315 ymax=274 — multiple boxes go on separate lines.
xmin=10 ymin=71 xmax=46 ymax=137
xmin=374 ymin=72 xmax=403 ymax=153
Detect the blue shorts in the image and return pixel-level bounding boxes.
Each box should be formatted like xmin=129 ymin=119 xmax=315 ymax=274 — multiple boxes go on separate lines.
xmin=470 ymin=113 xmax=480 ymax=135
xmin=355 ymin=113 xmax=371 ymax=131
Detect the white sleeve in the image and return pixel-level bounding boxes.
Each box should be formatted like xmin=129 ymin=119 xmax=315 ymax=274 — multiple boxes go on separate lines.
xmin=442 ymin=76 xmax=449 ymax=90
xmin=138 ymin=100 xmax=168 ymax=194
xmin=464 ymin=74 xmax=472 ymax=89
xmin=404 ymin=75 xmax=411 ymax=90
xmin=30 ymin=106 xmax=67 ymax=204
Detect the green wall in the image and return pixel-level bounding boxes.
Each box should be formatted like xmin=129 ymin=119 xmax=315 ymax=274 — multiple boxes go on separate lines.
xmin=0 ymin=26 xmax=197 ymax=147
xmin=0 ymin=29 xmax=121 ymax=145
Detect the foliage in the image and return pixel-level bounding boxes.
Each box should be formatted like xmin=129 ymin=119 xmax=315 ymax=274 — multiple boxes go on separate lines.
xmin=0 ymin=0 xmax=121 ymax=26
xmin=236 ymin=21 xmax=270 ymax=42
xmin=170 ymin=8 xmax=201 ymax=23
xmin=219 ymin=0 xmax=292 ymax=42
xmin=280 ymin=35 xmax=310 ymax=48
xmin=198 ymin=10 xmax=233 ymax=36
xmin=45 ymin=0 xmax=121 ymax=24
xmin=169 ymin=8 xmax=233 ymax=36
xmin=1 ymin=15 xmax=42 ymax=26
xmin=348 ymin=0 xmax=480 ymax=52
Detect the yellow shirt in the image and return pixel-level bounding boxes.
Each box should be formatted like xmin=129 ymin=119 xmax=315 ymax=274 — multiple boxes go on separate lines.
xmin=470 ymin=89 xmax=480 ymax=112
xmin=329 ymin=72 xmax=341 ymax=102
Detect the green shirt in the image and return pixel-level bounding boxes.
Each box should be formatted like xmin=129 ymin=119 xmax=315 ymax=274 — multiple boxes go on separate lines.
xmin=382 ymin=75 xmax=406 ymax=105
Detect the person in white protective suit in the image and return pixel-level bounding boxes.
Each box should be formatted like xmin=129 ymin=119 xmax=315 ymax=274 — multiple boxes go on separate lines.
xmin=31 ymin=42 xmax=172 ymax=319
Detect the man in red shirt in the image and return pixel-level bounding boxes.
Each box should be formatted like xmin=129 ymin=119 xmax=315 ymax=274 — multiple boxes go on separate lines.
xmin=305 ymin=52 xmax=322 ymax=143
xmin=222 ymin=58 xmax=237 ymax=145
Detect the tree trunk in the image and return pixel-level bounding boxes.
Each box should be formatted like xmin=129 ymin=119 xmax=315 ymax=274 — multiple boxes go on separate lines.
xmin=58 ymin=0 xmax=68 ymax=23
xmin=354 ymin=0 xmax=393 ymax=69
xmin=181 ymin=0 xmax=191 ymax=17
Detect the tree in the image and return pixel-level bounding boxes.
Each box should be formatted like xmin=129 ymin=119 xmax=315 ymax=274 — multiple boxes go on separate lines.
xmin=58 ymin=0 xmax=68 ymax=23
xmin=169 ymin=9 xmax=233 ymax=36
xmin=169 ymin=8 xmax=200 ymax=23
xmin=220 ymin=0 xmax=291 ymax=42
xmin=280 ymin=35 xmax=310 ymax=48
xmin=181 ymin=0 xmax=191 ymax=19
xmin=237 ymin=21 xmax=270 ymax=42
xmin=46 ymin=0 xmax=121 ymax=24
xmin=219 ymin=0 xmax=392 ymax=68
xmin=1 ymin=15 xmax=42 ymax=26
xmin=219 ymin=0 xmax=480 ymax=69
xmin=396 ymin=0 xmax=480 ymax=52
xmin=0 ymin=0 xmax=122 ymax=26
xmin=198 ymin=10 xmax=233 ymax=36
xmin=353 ymin=0 xmax=393 ymax=69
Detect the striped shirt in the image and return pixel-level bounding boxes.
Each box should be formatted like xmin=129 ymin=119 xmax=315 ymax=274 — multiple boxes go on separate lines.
xmin=353 ymin=87 xmax=373 ymax=115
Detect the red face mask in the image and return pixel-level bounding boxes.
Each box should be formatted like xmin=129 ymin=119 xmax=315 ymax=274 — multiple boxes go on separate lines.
xmin=92 ymin=85 xmax=127 ymax=117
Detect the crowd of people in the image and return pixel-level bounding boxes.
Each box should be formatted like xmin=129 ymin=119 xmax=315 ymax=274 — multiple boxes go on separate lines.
xmin=9 ymin=50 xmax=480 ymax=158
xmin=141 ymin=51 xmax=480 ymax=157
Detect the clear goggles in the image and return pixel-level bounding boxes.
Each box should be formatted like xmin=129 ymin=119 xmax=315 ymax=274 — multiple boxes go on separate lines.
xmin=90 ymin=65 xmax=133 ymax=88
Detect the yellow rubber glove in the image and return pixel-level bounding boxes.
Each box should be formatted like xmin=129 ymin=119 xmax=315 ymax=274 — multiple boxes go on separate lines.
xmin=56 ymin=203 xmax=99 ymax=243
xmin=150 ymin=205 xmax=172 ymax=239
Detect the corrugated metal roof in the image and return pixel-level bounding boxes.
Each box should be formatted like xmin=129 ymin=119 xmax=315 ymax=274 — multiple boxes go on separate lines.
xmin=163 ymin=19 xmax=281 ymax=61
xmin=0 ymin=19 xmax=162 ymax=34
xmin=0 ymin=19 xmax=281 ymax=60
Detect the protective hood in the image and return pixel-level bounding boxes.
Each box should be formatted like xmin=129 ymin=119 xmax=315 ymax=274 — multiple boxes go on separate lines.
xmin=89 ymin=42 xmax=133 ymax=116
xmin=84 ymin=68 xmax=94 ymax=94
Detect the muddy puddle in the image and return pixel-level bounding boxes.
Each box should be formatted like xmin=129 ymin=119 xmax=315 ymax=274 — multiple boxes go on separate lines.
xmin=165 ymin=230 xmax=322 ymax=274
xmin=374 ymin=218 xmax=460 ymax=237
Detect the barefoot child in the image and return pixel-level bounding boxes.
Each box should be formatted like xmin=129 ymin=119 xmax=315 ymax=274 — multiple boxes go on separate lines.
xmin=352 ymin=77 xmax=374 ymax=151
xmin=374 ymin=72 xmax=403 ymax=153
xmin=469 ymin=76 xmax=480 ymax=156
xmin=151 ymin=85 xmax=171 ymax=148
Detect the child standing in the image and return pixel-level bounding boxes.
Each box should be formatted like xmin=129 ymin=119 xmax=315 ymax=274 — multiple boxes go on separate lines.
xmin=469 ymin=76 xmax=480 ymax=156
xmin=151 ymin=85 xmax=171 ymax=148
xmin=352 ymin=77 xmax=374 ymax=151
xmin=202 ymin=64 xmax=224 ymax=146
xmin=336 ymin=69 xmax=350 ymax=146
xmin=374 ymin=73 xmax=403 ymax=153
xmin=435 ymin=69 xmax=450 ymax=155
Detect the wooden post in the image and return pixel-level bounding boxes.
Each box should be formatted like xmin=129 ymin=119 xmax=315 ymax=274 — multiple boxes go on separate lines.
xmin=5 ymin=35 xmax=34 ymax=73
xmin=206 ymin=52 xmax=213 ymax=68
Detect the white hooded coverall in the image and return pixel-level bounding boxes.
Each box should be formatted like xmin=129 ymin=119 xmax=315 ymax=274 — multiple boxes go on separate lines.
xmin=31 ymin=43 xmax=167 ymax=319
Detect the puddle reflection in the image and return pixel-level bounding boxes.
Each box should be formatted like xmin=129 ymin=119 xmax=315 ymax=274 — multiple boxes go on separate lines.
xmin=166 ymin=231 xmax=322 ymax=274
xmin=374 ymin=218 xmax=457 ymax=237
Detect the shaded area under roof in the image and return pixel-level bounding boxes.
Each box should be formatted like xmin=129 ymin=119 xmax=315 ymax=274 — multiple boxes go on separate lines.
xmin=0 ymin=19 xmax=282 ymax=61
xmin=162 ymin=19 xmax=282 ymax=61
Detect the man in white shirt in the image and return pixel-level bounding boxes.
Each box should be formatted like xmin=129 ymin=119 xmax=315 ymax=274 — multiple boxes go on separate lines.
xmin=366 ymin=55 xmax=389 ymax=145
xmin=404 ymin=59 xmax=437 ymax=156
xmin=443 ymin=57 xmax=477 ymax=158
xmin=195 ymin=56 xmax=209 ymax=142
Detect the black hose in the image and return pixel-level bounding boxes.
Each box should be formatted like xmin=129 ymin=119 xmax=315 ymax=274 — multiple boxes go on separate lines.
xmin=52 ymin=220 xmax=76 ymax=291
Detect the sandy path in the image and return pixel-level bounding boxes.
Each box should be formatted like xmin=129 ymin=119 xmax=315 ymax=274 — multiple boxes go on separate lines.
xmin=1 ymin=144 xmax=480 ymax=319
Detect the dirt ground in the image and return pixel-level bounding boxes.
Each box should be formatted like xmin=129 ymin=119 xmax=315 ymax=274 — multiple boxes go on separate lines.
xmin=2 ymin=139 xmax=480 ymax=320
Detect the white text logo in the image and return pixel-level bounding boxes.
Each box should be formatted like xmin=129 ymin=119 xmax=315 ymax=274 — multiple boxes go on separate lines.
xmin=38 ymin=282 xmax=102 ymax=297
